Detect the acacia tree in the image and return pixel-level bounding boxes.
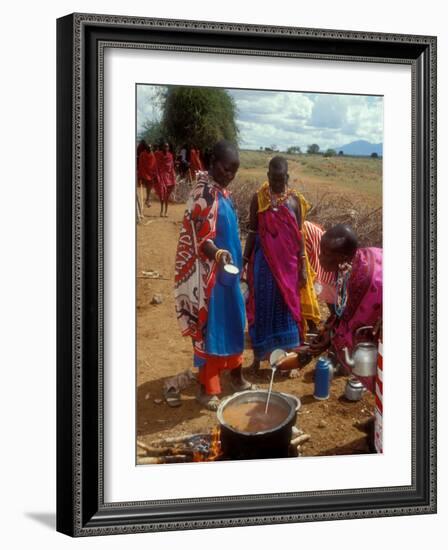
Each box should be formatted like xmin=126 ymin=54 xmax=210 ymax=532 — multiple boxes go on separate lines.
xmin=138 ymin=120 xmax=165 ymax=146
xmin=160 ymin=86 xmax=239 ymax=150
xmin=307 ymin=143 xmax=320 ymax=154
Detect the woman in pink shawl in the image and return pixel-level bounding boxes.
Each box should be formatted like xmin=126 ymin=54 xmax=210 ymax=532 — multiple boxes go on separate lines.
xmin=309 ymin=224 xmax=382 ymax=392
xmin=243 ymin=156 xmax=308 ymax=372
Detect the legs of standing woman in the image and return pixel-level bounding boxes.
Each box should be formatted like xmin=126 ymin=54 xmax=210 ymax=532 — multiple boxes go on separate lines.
xmin=198 ymin=354 xmax=242 ymax=396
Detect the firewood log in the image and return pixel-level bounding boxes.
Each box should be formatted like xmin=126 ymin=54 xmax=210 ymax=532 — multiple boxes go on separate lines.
xmin=149 ymin=433 xmax=209 ymax=446
xmin=138 ymin=455 xmax=192 ymax=464
xmin=137 ymin=440 xmax=195 ymax=457
xmin=291 ymin=434 xmax=311 ymax=446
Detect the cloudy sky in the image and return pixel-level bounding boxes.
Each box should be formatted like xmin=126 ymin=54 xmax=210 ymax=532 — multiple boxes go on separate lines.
xmin=137 ymin=85 xmax=383 ymax=151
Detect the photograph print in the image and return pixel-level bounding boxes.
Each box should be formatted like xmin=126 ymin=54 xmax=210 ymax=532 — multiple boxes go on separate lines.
xmin=135 ymin=84 xmax=383 ymax=464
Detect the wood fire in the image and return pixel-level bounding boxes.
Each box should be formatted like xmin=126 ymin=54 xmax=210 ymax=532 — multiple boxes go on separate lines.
xmin=137 ymin=428 xmax=223 ymax=464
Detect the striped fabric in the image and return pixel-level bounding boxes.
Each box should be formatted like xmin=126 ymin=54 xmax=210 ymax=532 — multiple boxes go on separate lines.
xmin=374 ymin=339 xmax=383 ymax=453
xmin=304 ymin=221 xmax=335 ymax=285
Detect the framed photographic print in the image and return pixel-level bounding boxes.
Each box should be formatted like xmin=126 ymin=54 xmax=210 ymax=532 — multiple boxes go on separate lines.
xmin=56 ymin=13 xmax=437 ymax=536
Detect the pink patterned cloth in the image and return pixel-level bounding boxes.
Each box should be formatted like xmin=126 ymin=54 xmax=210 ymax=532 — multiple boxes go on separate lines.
xmin=256 ymin=205 xmax=303 ymax=325
xmin=333 ymin=247 xmax=382 ymax=392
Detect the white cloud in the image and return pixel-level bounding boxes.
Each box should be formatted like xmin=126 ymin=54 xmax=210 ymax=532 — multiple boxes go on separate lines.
xmin=231 ymin=89 xmax=383 ymax=151
xmin=136 ymin=85 xmax=165 ymax=134
xmin=136 ymin=84 xmax=383 ymax=151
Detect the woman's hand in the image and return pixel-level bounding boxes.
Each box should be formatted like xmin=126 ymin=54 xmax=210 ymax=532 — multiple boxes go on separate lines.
xmin=218 ymin=249 xmax=233 ymax=267
xmin=201 ymin=241 xmax=232 ymax=266
xmin=309 ymin=329 xmax=331 ymax=354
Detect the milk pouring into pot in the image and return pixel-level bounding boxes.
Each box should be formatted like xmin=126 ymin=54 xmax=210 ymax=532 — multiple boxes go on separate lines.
xmin=264 ymin=349 xmax=287 ymax=413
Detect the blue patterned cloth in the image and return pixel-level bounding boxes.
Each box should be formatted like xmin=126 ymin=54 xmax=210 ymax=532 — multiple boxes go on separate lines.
xmin=249 ymin=235 xmax=300 ymax=360
xmin=202 ymin=192 xmax=245 ymax=357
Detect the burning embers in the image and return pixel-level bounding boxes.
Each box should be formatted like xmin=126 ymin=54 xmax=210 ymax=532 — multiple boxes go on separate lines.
xmin=192 ymin=427 xmax=222 ymax=462
xmin=137 ymin=426 xmax=311 ymax=464
xmin=137 ymin=427 xmax=222 ymax=464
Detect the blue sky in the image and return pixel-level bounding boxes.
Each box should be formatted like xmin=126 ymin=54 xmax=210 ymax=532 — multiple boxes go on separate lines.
xmin=137 ymin=85 xmax=383 ymax=151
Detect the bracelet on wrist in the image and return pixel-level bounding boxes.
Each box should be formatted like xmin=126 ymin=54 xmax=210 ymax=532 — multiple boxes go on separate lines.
xmin=215 ymin=249 xmax=225 ymax=263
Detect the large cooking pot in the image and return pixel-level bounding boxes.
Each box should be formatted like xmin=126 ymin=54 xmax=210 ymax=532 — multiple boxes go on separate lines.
xmin=217 ymin=390 xmax=300 ymax=460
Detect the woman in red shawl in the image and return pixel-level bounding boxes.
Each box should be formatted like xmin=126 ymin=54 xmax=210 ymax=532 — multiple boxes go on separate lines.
xmin=155 ymin=142 xmax=176 ymax=217
xmin=137 ymin=142 xmax=158 ymax=208
xmin=189 ymin=145 xmax=204 ymax=180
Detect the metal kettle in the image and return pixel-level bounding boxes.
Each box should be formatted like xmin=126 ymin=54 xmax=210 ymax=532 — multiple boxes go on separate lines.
xmin=344 ymin=377 xmax=367 ymax=401
xmin=342 ymin=326 xmax=378 ymax=378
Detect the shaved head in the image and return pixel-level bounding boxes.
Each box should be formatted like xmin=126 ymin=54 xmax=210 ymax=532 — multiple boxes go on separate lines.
xmin=322 ymin=224 xmax=358 ymax=256
xmin=212 ymin=140 xmax=239 ymax=163
xmin=269 ymin=155 xmax=288 ymax=173
xmin=319 ymin=224 xmax=359 ymax=271
xmin=267 ymin=155 xmax=289 ymax=193
xmin=210 ymin=140 xmax=240 ymax=187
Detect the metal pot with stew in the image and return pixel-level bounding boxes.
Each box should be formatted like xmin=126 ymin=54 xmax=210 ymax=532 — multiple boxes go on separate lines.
xmin=217 ymin=390 xmax=300 ymax=460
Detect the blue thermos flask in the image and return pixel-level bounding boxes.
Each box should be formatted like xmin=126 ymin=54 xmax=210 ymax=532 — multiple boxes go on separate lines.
xmin=314 ymin=356 xmax=332 ymax=400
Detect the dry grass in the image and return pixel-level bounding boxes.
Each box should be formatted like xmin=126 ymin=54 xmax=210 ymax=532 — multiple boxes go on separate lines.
xmin=172 ymin=150 xmax=382 ymax=247
xmin=231 ymin=150 xmax=382 ymax=247
xmin=302 ymin=189 xmax=382 ymax=247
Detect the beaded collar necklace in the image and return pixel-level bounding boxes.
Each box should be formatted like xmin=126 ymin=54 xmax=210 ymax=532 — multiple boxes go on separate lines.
xmin=335 ymin=261 xmax=353 ymax=317
xmin=269 ymin=186 xmax=289 ymax=211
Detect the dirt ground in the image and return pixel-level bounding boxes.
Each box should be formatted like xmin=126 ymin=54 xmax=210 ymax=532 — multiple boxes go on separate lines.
xmin=136 ymin=199 xmax=375 ymax=462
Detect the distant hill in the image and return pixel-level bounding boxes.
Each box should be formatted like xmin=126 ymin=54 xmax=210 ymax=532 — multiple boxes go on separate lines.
xmin=337 ymin=140 xmax=383 ymax=157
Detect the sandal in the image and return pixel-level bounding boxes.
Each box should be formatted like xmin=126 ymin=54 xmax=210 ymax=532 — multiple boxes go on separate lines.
xmin=196 ymin=392 xmax=220 ymax=411
xmin=229 ymin=366 xmax=258 ymax=392
xmin=163 ymin=386 xmax=182 ymax=407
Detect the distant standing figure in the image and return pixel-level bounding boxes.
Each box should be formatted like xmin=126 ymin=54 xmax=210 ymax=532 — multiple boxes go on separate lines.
xmin=155 ymin=142 xmax=176 ymax=217
xmin=137 ymin=142 xmax=158 ymax=208
xmin=177 ymin=144 xmax=190 ymax=180
xmin=189 ymin=145 xmax=204 ymax=179
xmin=136 ymin=140 xmax=147 ymax=223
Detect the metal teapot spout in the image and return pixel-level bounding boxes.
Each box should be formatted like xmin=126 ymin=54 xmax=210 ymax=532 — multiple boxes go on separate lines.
xmin=343 ymin=347 xmax=355 ymax=366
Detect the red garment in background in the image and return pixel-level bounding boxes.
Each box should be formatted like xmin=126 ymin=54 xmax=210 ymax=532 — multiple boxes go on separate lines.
xmin=155 ymin=150 xmax=176 ymax=200
xmin=136 ymin=141 xmax=146 ymax=162
xmin=138 ymin=150 xmax=158 ymax=185
xmin=189 ymin=148 xmax=203 ymax=175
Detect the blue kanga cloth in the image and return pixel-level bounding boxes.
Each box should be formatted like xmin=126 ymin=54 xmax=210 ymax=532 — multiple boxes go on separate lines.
xmin=202 ymin=192 xmax=245 ymax=357
xmin=249 ymin=235 xmax=300 ymax=360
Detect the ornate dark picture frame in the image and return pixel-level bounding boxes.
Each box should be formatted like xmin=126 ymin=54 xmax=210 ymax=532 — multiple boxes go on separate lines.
xmin=56 ymin=13 xmax=437 ymax=537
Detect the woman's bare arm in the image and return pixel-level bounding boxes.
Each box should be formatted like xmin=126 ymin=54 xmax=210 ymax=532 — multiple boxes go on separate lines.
xmin=242 ymin=193 xmax=259 ymax=266
xmin=289 ymin=194 xmax=307 ymax=287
